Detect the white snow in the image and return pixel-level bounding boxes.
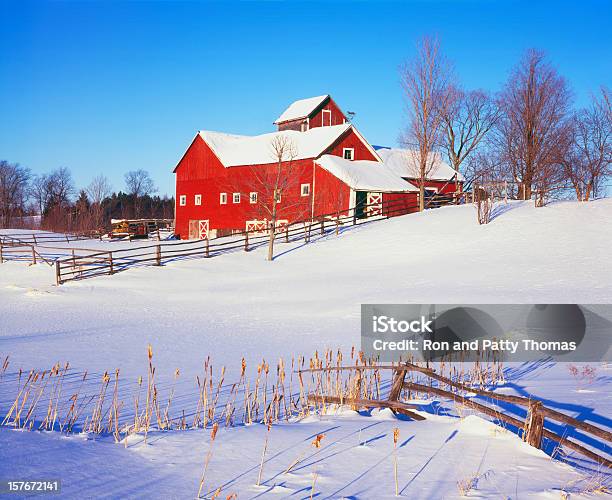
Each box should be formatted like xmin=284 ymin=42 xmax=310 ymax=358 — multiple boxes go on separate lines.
xmin=274 ymin=95 xmax=329 ymax=124
xmin=1 ymin=199 xmax=611 ymax=497
xmin=316 ymin=155 xmax=418 ymax=192
xmin=377 ymin=147 xmax=465 ymax=182
xmin=198 ymin=123 xmax=352 ymax=167
xmin=0 ymin=406 xmax=599 ymax=499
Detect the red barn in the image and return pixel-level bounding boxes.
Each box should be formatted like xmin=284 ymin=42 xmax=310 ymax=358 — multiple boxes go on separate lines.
xmin=173 ymin=95 xmax=461 ymax=239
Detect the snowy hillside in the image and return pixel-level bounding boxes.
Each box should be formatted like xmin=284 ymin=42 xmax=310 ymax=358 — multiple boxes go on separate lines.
xmin=1 ymin=199 xmax=611 ymax=377
xmin=1 ymin=199 xmax=611 ymax=498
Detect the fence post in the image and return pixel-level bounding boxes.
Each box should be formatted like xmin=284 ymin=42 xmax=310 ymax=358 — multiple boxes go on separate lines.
xmin=320 ymin=220 xmax=324 ymax=235
xmin=388 ymin=367 xmax=407 ymax=402
xmin=31 ymin=246 xmax=37 ymax=265
xmin=55 ymin=261 xmax=61 ymax=286
xmin=524 ymin=400 xmax=544 ymax=448
xmin=32 ymin=233 xmax=37 ymax=245
xmin=205 ymin=238 xmax=210 ymax=258
xmin=156 ymin=245 xmax=161 ymax=266
xmin=65 ymin=234 xmax=70 ymax=243
xmin=244 ymin=232 xmax=249 ymax=252
xmin=0 ymin=241 xmax=3 ymax=263
xmin=109 ymin=252 xmax=114 ymax=275
xmin=72 ymin=249 xmax=76 ymax=269
xmin=353 ymin=209 xmax=357 ymax=225
xmin=285 ymin=226 xmax=289 ymax=243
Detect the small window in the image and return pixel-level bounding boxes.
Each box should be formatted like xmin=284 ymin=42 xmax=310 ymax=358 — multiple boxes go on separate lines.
xmin=179 ymin=195 xmax=186 ymax=206
xmin=343 ymin=148 xmax=354 ymax=160
xmin=249 ymin=192 xmax=258 ymax=204
xmin=220 ymin=192 xmax=227 ymax=205
xmin=301 ymin=184 xmax=310 ymax=196
xmin=233 ymin=192 xmax=241 ymax=204
xmin=194 ymin=194 xmax=202 ymax=206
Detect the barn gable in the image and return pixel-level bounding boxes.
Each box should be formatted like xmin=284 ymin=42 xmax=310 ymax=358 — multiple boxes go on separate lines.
xmin=274 ymin=95 xmax=347 ymax=131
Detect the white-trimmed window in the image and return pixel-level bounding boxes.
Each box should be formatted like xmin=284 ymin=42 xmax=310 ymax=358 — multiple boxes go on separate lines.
xmin=343 ymin=148 xmax=354 ymax=160
xmin=301 ymin=183 xmax=311 ymax=196
xmin=249 ymin=192 xmax=258 ymax=204
xmin=179 ymin=195 xmax=187 ymax=206
xmin=233 ymin=192 xmax=241 ymax=204
xmin=220 ymin=192 xmax=227 ymax=205
xmin=194 ymin=194 xmax=202 ymax=206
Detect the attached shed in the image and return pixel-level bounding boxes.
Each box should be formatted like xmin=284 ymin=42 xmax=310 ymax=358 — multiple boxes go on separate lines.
xmin=315 ymin=155 xmax=419 ymax=218
xmin=376 ymin=148 xmax=464 ymax=195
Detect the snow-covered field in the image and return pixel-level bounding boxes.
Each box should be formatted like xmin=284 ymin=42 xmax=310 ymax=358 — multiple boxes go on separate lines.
xmin=1 ymin=200 xmax=611 ymax=498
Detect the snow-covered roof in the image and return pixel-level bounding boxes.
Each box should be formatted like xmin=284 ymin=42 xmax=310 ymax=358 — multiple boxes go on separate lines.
xmin=199 ymin=124 xmax=352 ymax=167
xmin=274 ymin=95 xmax=329 ymax=124
xmin=316 ymin=155 xmax=418 ymax=193
xmin=377 ymin=148 xmax=464 ymax=182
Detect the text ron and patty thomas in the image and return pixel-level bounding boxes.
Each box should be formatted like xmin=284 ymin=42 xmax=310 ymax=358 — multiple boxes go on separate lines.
xmin=371 ymin=338 xmax=578 ymax=355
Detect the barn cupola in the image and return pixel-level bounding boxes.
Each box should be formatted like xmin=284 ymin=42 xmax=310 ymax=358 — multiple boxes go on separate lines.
xmin=274 ymin=95 xmax=347 ymax=132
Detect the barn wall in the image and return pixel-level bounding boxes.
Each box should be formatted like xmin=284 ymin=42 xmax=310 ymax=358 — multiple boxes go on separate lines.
xmin=175 ymin=142 xmax=317 ymax=237
xmin=382 ymin=192 xmax=420 ymax=216
xmin=406 ymin=179 xmax=462 ymax=194
xmin=326 ymin=129 xmax=378 ymax=161
xmin=312 ymin=166 xmax=352 ymax=217
xmin=277 ymin=120 xmax=305 ymax=132
xmin=309 ymin=97 xmax=346 ymax=129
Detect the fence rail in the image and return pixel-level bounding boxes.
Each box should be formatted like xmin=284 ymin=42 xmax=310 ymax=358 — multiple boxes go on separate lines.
xmin=1 ymin=190 xmax=465 ymax=284
xmin=300 ymin=362 xmax=612 ymax=468
xmin=53 ymin=193 xmax=461 ymax=284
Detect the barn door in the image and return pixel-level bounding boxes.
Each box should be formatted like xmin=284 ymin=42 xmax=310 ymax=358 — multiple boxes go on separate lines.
xmin=355 ymin=191 xmax=367 ymax=219
xmin=198 ymin=220 xmax=209 ymax=239
xmin=188 ymin=220 xmax=198 ymax=240
xmin=366 ymin=192 xmax=383 ymax=216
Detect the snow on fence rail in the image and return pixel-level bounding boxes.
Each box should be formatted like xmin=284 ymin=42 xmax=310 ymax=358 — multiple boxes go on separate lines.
xmin=301 ymin=362 xmax=612 ymax=468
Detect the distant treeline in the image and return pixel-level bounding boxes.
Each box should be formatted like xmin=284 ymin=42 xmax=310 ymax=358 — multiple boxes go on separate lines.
xmin=0 ymin=164 xmax=173 ymax=232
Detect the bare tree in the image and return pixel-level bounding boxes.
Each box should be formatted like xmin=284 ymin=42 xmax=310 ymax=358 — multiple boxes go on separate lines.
xmin=400 ymin=35 xmax=453 ymax=211
xmin=495 ymin=49 xmax=572 ymax=203
xmin=43 ymin=167 xmax=76 ymax=230
xmin=242 ymin=135 xmax=301 ymax=261
xmin=600 ymin=86 xmax=612 ymax=126
xmin=124 ymin=169 xmax=157 ymax=218
xmin=87 ymin=174 xmax=112 ymax=229
xmin=442 ymin=88 xmax=499 ymax=181
xmin=563 ymin=99 xmax=612 ymax=201
xmin=47 ymin=167 xmax=75 ymax=209
xmin=0 ymin=161 xmax=30 ymax=228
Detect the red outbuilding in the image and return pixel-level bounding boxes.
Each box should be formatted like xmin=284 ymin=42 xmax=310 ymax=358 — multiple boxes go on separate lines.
xmin=173 ymin=95 xmax=462 ymax=239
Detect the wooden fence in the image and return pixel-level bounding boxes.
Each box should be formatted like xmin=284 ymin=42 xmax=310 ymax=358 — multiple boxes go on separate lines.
xmin=52 ymin=194 xmax=457 ymax=284
xmin=301 ymin=362 xmax=612 ymax=469
xmin=1 ymin=190 xmax=465 ymax=284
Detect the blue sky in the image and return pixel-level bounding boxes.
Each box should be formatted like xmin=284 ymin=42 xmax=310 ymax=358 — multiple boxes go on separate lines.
xmin=1 ymin=1 xmax=610 ymax=196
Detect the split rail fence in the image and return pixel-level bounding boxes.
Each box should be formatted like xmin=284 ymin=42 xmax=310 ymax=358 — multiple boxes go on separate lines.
xmin=50 ymin=193 xmax=462 ymax=284
xmin=301 ymin=362 xmax=612 ymax=469
xmin=0 ymin=191 xmax=466 ymax=284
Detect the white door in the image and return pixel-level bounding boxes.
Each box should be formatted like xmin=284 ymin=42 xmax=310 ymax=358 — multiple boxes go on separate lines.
xmin=198 ymin=220 xmax=209 ymax=239
xmin=366 ymin=192 xmax=383 ymax=216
